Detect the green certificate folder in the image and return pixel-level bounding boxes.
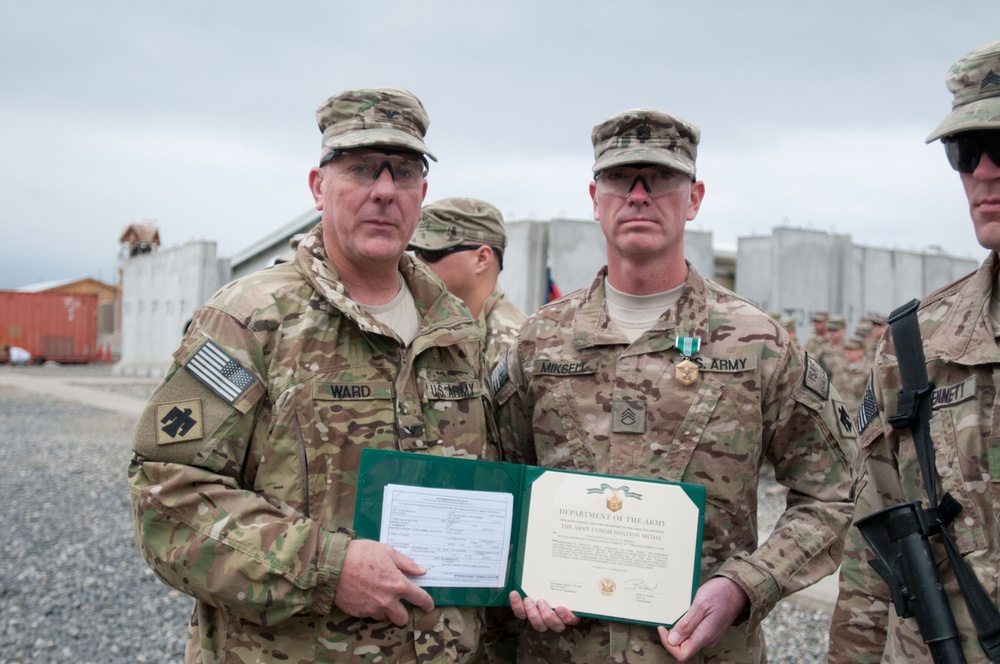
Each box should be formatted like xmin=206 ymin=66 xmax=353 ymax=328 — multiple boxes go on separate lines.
xmin=354 ymin=449 xmax=705 ymax=627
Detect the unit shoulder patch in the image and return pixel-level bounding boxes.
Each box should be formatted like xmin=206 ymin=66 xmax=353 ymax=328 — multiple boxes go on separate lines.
xmin=831 ymin=398 xmax=858 ymax=440
xmin=155 ymin=398 xmax=203 ymax=444
xmin=803 ymin=353 xmax=830 ymax=400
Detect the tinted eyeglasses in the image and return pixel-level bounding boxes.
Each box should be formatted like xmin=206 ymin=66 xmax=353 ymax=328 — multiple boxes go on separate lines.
xmin=943 ymin=131 xmax=1000 ymax=174
xmin=595 ymin=165 xmax=692 ymax=197
xmin=319 ymin=149 xmax=429 ymax=189
xmin=414 ymin=244 xmax=504 ymax=270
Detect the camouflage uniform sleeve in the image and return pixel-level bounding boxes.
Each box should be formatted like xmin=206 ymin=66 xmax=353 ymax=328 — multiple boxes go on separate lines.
xmin=714 ymin=348 xmax=857 ymax=631
xmin=491 ymin=341 xmax=537 ymax=466
xmin=828 ymin=373 xmax=895 ymax=663
xmin=127 ymin=306 xmax=350 ymax=625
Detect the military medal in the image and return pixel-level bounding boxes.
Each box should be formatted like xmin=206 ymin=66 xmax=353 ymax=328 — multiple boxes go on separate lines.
xmin=675 ymin=336 xmax=701 ymax=386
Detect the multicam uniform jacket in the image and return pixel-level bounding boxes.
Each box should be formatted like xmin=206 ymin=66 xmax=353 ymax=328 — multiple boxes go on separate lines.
xmin=481 ymin=288 xmax=527 ymax=372
xmin=829 ymin=253 xmax=1000 ymax=664
xmin=493 ymin=265 xmax=856 ymax=664
xmin=128 ymin=224 xmax=498 ymax=664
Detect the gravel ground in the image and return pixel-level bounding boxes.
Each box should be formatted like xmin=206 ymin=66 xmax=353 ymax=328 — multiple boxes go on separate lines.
xmin=0 ymin=366 xmax=832 ymax=662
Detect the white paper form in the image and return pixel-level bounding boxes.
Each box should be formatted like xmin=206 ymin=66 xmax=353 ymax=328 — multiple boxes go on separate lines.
xmin=380 ymin=484 xmax=514 ymax=587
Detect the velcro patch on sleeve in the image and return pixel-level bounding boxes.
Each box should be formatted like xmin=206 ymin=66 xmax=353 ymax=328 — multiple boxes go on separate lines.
xmin=857 ymin=372 xmax=878 ymax=434
xmin=155 ymin=398 xmax=204 ymax=445
xmin=831 ymin=398 xmax=859 ymax=440
xmin=802 ymin=353 xmax=830 ymax=401
xmin=185 ymin=339 xmax=257 ymax=405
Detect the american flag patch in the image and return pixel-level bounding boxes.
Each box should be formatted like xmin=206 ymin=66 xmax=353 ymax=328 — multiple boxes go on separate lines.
xmin=186 ymin=340 xmax=256 ymax=404
xmin=857 ymin=371 xmax=878 ymax=433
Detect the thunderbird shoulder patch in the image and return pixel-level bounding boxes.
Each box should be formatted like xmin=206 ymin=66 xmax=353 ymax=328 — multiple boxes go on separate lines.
xmin=185 ymin=339 xmax=256 ymax=405
xmin=156 ymin=398 xmax=203 ymax=444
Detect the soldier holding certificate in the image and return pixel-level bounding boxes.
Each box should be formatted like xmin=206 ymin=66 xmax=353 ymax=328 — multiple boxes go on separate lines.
xmin=492 ymin=107 xmax=857 ymax=662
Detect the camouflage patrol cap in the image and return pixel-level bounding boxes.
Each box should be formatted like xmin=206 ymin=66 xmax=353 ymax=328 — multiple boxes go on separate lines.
xmin=591 ymin=108 xmax=699 ymax=177
xmin=927 ymin=41 xmax=1000 ymax=142
xmin=871 ymin=313 xmax=888 ymax=326
xmin=316 ymin=87 xmax=437 ymax=161
xmin=811 ymin=310 xmax=829 ymax=322
xmin=855 ymin=320 xmax=874 ymax=337
xmin=827 ymin=315 xmax=846 ymax=331
xmin=844 ymin=336 xmax=864 ymax=350
xmin=779 ymin=315 xmax=797 ymax=334
xmin=409 ymin=197 xmax=507 ymax=251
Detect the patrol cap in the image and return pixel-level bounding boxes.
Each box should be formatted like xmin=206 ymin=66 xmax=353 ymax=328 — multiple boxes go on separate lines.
xmin=844 ymin=336 xmax=864 ymax=350
xmin=828 ymin=315 xmax=846 ymax=331
xmin=871 ymin=313 xmax=888 ymax=326
xmin=811 ymin=310 xmax=829 ymax=323
xmin=927 ymin=41 xmax=1000 ymax=142
xmin=591 ymin=108 xmax=699 ymax=177
xmin=316 ymin=87 xmax=437 ymax=161
xmin=855 ymin=320 xmax=874 ymax=337
xmin=409 ymin=198 xmax=507 ymax=251
xmin=779 ymin=315 xmax=797 ymax=334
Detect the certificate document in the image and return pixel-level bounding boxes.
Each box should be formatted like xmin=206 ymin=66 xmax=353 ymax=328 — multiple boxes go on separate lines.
xmin=379 ymin=484 xmax=513 ymax=588
xmin=519 ymin=471 xmax=701 ymax=626
xmin=353 ymin=449 xmax=705 ymax=626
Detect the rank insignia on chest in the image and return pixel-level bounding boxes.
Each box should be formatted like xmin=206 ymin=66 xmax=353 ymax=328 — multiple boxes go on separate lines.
xmin=612 ymin=400 xmax=646 ymax=433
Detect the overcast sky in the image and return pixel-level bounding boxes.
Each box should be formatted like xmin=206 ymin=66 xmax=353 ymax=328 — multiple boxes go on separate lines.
xmin=2 ymin=1 xmax=998 ymax=289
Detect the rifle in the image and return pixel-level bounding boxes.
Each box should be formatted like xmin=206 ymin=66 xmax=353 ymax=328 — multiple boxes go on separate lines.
xmin=857 ymin=298 xmax=1000 ymax=663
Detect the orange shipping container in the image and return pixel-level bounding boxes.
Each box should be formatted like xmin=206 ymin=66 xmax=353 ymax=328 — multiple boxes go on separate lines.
xmin=0 ymin=291 xmax=98 ymax=363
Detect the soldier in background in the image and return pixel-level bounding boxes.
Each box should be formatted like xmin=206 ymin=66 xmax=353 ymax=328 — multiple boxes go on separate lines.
xmin=128 ymin=87 xmax=498 ymax=663
xmin=409 ymin=197 xmax=527 ymax=371
xmin=493 ymin=106 xmax=855 ymax=663
xmin=819 ymin=314 xmax=847 ymax=378
xmin=832 ymin=336 xmax=870 ymax=417
xmin=829 ymin=40 xmax=1000 ymax=662
xmin=780 ymin=315 xmax=798 ymax=345
xmin=865 ymin=313 xmax=887 ymax=362
xmin=804 ymin=309 xmax=830 ymax=357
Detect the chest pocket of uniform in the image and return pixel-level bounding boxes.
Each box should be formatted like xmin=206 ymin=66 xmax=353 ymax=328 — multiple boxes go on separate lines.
xmin=417 ymin=369 xmax=486 ymax=454
xmin=530 ymin=378 xmax=595 ymax=472
xmin=657 ymin=379 xmax=760 ymax=517
xmin=903 ymin=407 xmax=989 ymax=555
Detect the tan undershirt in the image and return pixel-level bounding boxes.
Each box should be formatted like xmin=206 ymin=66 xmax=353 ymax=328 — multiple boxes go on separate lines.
xmin=363 ymin=273 xmax=420 ymax=346
xmin=604 ymin=278 xmax=684 ymax=343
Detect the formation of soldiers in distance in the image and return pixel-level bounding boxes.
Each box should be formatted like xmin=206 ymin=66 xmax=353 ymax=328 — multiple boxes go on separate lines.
xmin=770 ymin=310 xmax=885 ymax=419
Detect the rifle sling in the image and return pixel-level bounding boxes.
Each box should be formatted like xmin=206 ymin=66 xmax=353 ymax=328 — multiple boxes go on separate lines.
xmin=888 ymin=298 xmax=1000 ymax=662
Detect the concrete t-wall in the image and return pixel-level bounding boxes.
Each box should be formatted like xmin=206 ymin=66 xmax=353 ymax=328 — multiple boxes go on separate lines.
xmin=737 ymin=227 xmax=980 ymax=339
xmin=116 ymin=241 xmax=230 ymax=377
xmin=499 ymin=218 xmax=714 ymax=315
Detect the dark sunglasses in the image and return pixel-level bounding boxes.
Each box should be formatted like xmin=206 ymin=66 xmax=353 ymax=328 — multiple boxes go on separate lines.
xmin=414 ymin=244 xmax=504 ymax=270
xmin=943 ymin=131 xmax=1000 ymax=173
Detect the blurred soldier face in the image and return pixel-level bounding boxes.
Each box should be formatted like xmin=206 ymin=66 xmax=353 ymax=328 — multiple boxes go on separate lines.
xmin=813 ymin=320 xmax=828 ymax=335
xmin=845 ymin=347 xmax=864 ymax=364
xmin=830 ymin=327 xmax=846 ymax=345
xmin=590 ymin=164 xmax=704 ymax=261
xmin=309 ymin=148 xmax=428 ymax=272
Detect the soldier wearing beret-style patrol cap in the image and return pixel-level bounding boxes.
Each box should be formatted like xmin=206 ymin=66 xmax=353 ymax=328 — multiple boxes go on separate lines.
xmin=409 ymin=197 xmax=526 ymax=372
xmin=129 ymin=87 xmax=498 ymax=663
xmin=830 ymin=40 xmax=1000 ymax=663
xmin=494 ymin=105 xmax=855 ymax=663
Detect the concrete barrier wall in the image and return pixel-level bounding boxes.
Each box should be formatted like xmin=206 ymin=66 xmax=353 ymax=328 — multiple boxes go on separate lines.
xmin=737 ymin=227 xmax=979 ymax=340
xmin=116 ymin=241 xmax=229 ymax=377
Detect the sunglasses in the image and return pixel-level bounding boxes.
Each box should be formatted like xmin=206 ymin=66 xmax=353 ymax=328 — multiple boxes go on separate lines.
xmin=943 ymin=131 xmax=1000 ymax=173
xmin=414 ymin=244 xmax=504 ymax=270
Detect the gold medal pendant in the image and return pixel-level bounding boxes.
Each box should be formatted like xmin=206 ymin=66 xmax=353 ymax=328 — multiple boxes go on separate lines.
xmin=676 ymin=358 xmax=699 ymax=386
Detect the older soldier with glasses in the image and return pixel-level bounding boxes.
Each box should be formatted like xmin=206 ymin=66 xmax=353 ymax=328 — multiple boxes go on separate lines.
xmin=128 ymin=87 xmax=499 ymax=663
xmin=493 ymin=107 xmax=856 ymax=663
xmin=830 ymin=40 xmax=1000 ymax=664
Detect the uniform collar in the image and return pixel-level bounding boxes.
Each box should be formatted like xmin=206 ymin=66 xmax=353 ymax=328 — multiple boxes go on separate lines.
xmin=924 ymin=252 xmax=1000 ymax=366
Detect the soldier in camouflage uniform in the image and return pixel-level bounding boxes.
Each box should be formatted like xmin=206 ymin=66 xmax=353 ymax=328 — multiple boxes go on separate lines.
xmin=829 ymin=40 xmax=1000 ymax=663
xmin=818 ymin=314 xmax=847 ymax=379
xmin=128 ymin=87 xmax=498 ymax=663
xmin=409 ymin=197 xmax=527 ymax=371
xmin=492 ymin=107 xmax=857 ymax=663
xmin=804 ymin=309 xmax=830 ymax=358
xmin=831 ymin=336 xmax=870 ymax=418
